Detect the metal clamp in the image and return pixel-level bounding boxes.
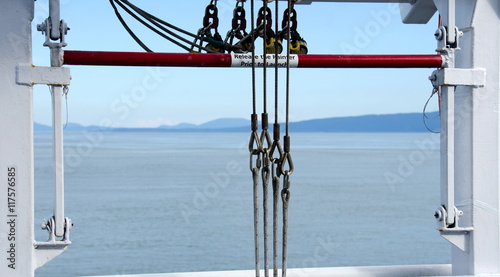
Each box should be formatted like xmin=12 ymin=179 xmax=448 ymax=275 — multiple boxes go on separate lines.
xmin=37 ymin=19 xmax=69 ymax=48
xmin=16 ymin=64 xmax=71 ymax=86
xmin=434 ymin=206 xmax=473 ymax=252
xmin=429 ymin=67 xmax=486 ymax=88
xmin=34 ymin=217 xmax=72 ymax=269
xmin=35 ymin=217 xmax=72 ymax=250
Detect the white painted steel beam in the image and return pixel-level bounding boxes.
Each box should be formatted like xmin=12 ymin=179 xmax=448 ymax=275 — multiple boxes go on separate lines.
xmin=49 ymin=0 xmax=61 ymax=40
xmin=400 ymin=0 xmax=437 ymax=24
xmin=440 ymin=85 xmax=456 ymax=226
xmin=16 ymin=65 xmax=71 ymax=86
xmin=432 ymin=0 xmax=500 ymax=275
xmin=0 ymin=0 xmax=36 ymax=276
xmin=51 ymin=85 xmax=65 ymax=237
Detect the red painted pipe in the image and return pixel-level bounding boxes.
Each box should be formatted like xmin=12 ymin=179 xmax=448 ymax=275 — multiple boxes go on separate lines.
xmin=297 ymin=54 xmax=443 ymax=68
xmin=63 ymin=50 xmax=443 ymax=68
xmin=63 ymin=51 xmax=232 ymax=67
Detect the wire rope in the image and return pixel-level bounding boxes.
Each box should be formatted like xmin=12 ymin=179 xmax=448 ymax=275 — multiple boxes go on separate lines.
xmin=272 ymin=3 xmax=280 ymax=277
xmin=120 ymin=0 xmax=199 ymax=39
xmin=110 ymin=0 xmax=216 ymax=53
xmin=112 ymin=0 xmax=192 ymax=52
xmin=249 ymin=1 xmax=261 ymax=276
xmin=109 ymin=0 xmax=153 ymax=52
xmin=118 ymin=0 xmax=206 ymax=50
xmin=281 ymin=2 xmax=294 ymax=276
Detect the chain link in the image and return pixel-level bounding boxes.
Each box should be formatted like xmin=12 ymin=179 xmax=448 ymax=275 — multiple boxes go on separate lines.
xmin=225 ymin=1 xmax=252 ymax=53
xmin=280 ymin=7 xmax=307 ymax=54
xmin=192 ymin=1 xmax=224 ymax=53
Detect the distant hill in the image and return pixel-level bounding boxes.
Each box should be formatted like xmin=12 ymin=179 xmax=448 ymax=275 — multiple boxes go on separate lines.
xmin=34 ymin=122 xmax=51 ymax=132
xmin=159 ymin=118 xmax=250 ymax=130
xmin=290 ymin=112 xmax=440 ymax=132
xmin=34 ymin=112 xmax=440 ymax=133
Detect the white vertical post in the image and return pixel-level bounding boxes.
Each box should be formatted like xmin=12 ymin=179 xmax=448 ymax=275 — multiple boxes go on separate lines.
xmin=51 ymin=85 xmax=65 ymax=237
xmin=0 ymin=0 xmax=36 ymax=276
xmin=448 ymin=0 xmax=500 ymax=275
xmin=440 ymin=85 xmax=456 ymax=226
xmin=49 ymin=0 xmax=61 ymax=41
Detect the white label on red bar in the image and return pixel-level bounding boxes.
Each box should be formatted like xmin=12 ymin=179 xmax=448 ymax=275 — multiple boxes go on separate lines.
xmin=231 ymin=54 xmax=299 ymax=68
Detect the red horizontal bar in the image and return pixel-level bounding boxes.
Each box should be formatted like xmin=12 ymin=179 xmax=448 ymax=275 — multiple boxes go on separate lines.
xmin=298 ymin=54 xmax=443 ymax=68
xmin=63 ymin=51 xmax=232 ymax=67
xmin=63 ymin=50 xmax=443 ymax=68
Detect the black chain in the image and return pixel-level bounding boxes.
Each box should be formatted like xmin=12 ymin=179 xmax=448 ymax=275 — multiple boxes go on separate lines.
xmin=193 ymin=1 xmax=225 ymax=53
xmin=280 ymin=7 xmax=307 ymax=54
xmin=226 ymin=2 xmax=252 ymax=53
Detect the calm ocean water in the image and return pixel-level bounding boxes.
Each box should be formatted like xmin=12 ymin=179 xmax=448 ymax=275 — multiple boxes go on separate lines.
xmin=33 ymin=132 xmax=449 ymax=277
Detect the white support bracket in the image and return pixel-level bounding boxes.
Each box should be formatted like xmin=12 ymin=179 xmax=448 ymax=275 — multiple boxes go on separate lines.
xmin=435 ymin=206 xmax=473 ymax=252
xmin=16 ymin=63 xmax=72 ymax=259
xmin=34 ymin=217 xmax=72 ymax=269
xmin=429 ymin=68 xmax=486 ymax=88
xmin=429 ymin=67 xmax=484 ymax=252
xmin=16 ymin=64 xmax=71 ymax=86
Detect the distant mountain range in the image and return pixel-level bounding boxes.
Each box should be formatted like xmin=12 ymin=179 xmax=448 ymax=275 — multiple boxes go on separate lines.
xmin=34 ymin=112 xmax=440 ymax=133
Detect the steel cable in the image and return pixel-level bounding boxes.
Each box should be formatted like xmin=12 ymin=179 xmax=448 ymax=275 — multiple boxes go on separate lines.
xmin=249 ymin=1 xmax=261 ymax=276
xmin=281 ymin=1 xmax=294 ymax=276
xmin=118 ymin=0 xmax=207 ymax=51
xmin=110 ymin=0 xmax=216 ymax=53
xmin=112 ymin=0 xmax=192 ymax=52
xmin=109 ymin=0 xmax=153 ymax=52
xmin=252 ymin=166 xmax=261 ymax=277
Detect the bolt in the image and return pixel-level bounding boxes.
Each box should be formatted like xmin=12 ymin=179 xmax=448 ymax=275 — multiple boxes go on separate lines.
xmin=434 ymin=210 xmax=443 ymax=221
xmin=434 ymin=28 xmax=443 ymax=41
xmin=41 ymin=219 xmax=48 ymax=230
xmin=37 ymin=23 xmax=46 ymax=32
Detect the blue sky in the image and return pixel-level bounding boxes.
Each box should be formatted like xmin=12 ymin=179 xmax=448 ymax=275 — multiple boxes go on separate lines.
xmin=32 ymin=0 xmax=439 ymax=128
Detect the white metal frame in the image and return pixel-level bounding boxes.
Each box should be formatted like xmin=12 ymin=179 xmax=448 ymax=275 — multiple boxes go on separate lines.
xmin=2 ymin=0 xmax=500 ymax=276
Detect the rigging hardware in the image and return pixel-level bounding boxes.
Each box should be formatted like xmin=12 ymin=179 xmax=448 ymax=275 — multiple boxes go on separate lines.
xmin=197 ymin=1 xmax=225 ymax=53
xmin=226 ymin=2 xmax=253 ymax=53
xmin=271 ymin=1 xmax=282 ymax=276
xmin=260 ymin=3 xmax=273 ymax=276
xmin=423 ymin=87 xmax=440 ymax=133
xmin=257 ymin=5 xmax=282 ymax=54
xmin=281 ymin=2 xmax=295 ymax=276
xmin=280 ymin=7 xmax=307 ymax=54
xmin=62 ymin=85 xmax=69 ymax=130
xmin=249 ymin=1 xmax=262 ymax=276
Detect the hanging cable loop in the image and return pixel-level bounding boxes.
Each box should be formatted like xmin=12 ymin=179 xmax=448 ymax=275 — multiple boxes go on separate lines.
xmin=423 ymin=87 xmax=441 ymax=133
xmin=280 ymin=152 xmax=294 ymax=176
xmin=280 ymin=134 xmax=294 ymax=176
xmin=269 ymin=140 xmax=284 ymax=164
